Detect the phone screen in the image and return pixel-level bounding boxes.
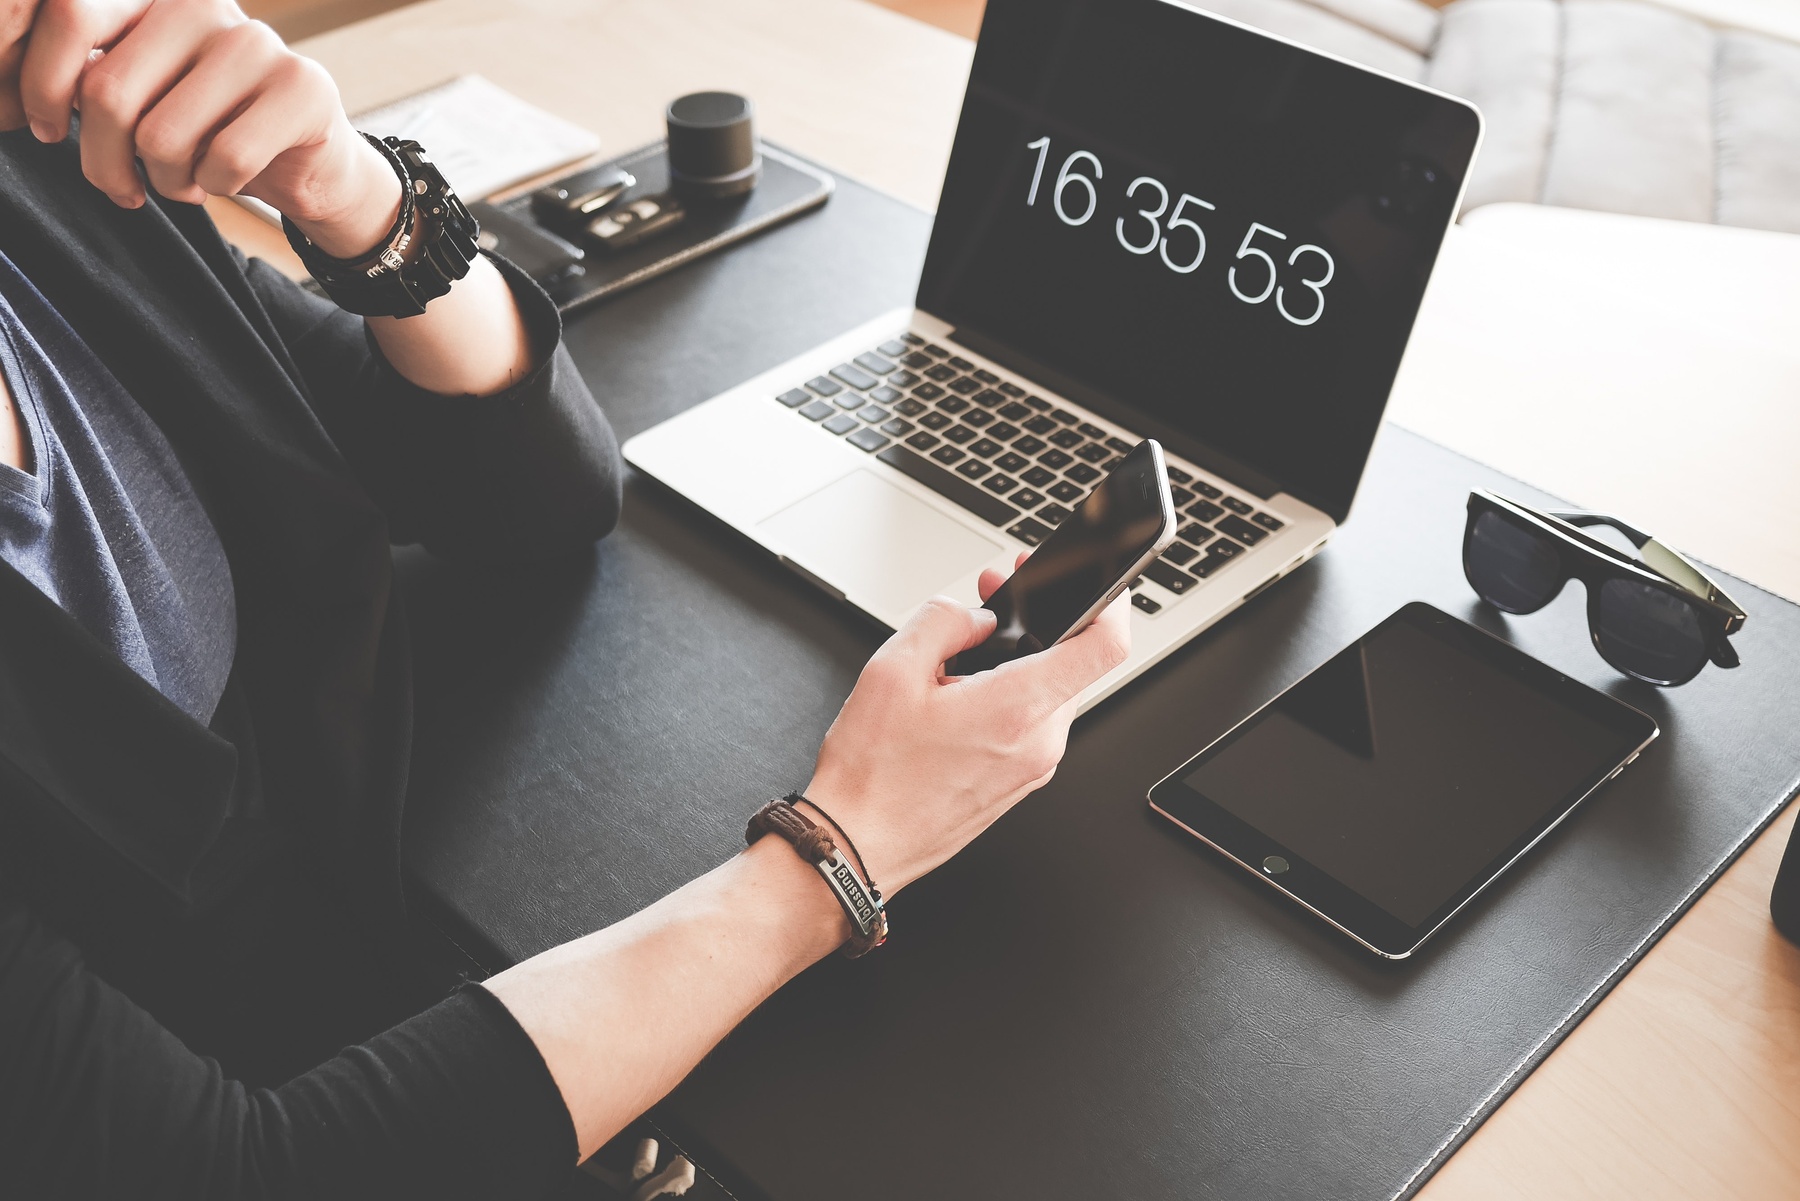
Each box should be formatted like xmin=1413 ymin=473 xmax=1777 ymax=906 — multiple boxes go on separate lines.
xmin=950 ymin=441 xmax=1172 ymax=675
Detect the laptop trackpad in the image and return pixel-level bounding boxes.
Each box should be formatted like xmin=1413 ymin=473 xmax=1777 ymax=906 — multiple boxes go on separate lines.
xmin=758 ymin=470 xmax=1002 ymax=616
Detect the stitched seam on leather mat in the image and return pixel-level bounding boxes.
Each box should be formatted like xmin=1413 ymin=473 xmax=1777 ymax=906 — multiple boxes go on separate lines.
xmin=646 ymin=1116 xmax=748 ymax=1201
xmin=1391 ymin=772 xmax=1800 ymax=1201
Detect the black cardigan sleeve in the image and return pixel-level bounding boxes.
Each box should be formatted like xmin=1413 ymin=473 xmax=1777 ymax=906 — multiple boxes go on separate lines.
xmin=241 ymin=252 xmax=623 ymax=561
xmin=0 ymin=896 xmax=578 ymax=1200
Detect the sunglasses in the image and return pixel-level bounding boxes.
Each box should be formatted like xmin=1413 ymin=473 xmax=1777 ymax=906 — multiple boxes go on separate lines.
xmin=1462 ymin=490 xmax=1744 ymax=686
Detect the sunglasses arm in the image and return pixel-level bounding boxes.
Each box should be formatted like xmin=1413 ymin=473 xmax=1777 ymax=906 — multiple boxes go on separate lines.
xmin=1550 ymin=509 xmax=1746 ymax=632
xmin=1547 ymin=509 xmax=1654 ymax=548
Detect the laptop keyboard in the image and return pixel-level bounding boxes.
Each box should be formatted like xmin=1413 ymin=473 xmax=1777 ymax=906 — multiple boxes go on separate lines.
xmin=773 ymin=333 xmax=1288 ymax=612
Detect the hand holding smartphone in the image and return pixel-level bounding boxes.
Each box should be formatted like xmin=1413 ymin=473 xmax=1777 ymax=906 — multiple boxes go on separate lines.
xmin=949 ymin=440 xmax=1176 ymax=676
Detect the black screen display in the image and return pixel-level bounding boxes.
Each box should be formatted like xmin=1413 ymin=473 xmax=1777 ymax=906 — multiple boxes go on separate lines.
xmin=1179 ymin=608 xmax=1645 ymax=928
xmin=916 ymin=0 xmax=1480 ymax=522
xmin=950 ymin=441 xmax=1169 ymax=674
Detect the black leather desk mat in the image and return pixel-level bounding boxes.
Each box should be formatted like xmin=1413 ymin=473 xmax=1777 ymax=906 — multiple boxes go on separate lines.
xmin=394 ymin=165 xmax=1800 ymax=1201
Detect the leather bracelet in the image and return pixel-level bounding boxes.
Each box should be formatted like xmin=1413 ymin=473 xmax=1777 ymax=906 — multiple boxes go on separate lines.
xmin=790 ymin=793 xmax=873 ymax=886
xmin=283 ymin=133 xmax=478 ymax=317
xmin=746 ymin=797 xmax=887 ymax=958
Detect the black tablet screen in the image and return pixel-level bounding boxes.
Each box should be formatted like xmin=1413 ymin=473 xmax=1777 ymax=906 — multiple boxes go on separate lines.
xmin=1180 ymin=609 xmax=1639 ymax=928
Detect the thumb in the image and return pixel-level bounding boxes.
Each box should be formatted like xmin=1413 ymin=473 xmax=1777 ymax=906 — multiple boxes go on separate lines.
xmin=886 ymin=595 xmax=996 ymax=673
xmin=1013 ymin=590 xmax=1132 ymax=718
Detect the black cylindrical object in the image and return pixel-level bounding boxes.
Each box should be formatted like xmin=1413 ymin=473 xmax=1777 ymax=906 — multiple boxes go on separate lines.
xmin=666 ymin=91 xmax=761 ymax=201
xmin=1772 ymin=820 xmax=1800 ymax=943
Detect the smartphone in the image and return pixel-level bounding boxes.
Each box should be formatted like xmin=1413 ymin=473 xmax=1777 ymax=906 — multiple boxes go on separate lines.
xmin=948 ymin=439 xmax=1177 ymax=675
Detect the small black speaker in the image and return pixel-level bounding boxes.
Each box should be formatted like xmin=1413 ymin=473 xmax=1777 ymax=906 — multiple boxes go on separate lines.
xmin=666 ymin=91 xmax=761 ymax=201
xmin=1771 ymin=817 xmax=1800 ymax=943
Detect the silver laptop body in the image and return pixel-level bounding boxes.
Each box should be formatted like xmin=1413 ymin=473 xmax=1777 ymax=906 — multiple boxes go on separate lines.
xmin=624 ymin=0 xmax=1480 ymax=711
xmin=626 ymin=307 xmax=1334 ymax=710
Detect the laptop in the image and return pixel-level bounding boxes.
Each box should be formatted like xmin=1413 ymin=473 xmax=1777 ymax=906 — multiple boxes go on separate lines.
xmin=624 ymin=0 xmax=1482 ymax=709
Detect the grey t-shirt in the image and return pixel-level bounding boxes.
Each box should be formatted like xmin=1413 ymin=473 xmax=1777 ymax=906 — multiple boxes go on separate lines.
xmin=0 ymin=249 xmax=236 ymax=724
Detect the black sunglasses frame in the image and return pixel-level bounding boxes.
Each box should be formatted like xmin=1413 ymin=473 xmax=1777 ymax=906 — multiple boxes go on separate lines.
xmin=1462 ymin=490 xmax=1745 ymax=686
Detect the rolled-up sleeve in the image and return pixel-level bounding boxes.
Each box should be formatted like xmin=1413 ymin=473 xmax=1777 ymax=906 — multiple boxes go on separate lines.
xmin=242 ymin=253 xmax=623 ymax=561
xmin=0 ymin=896 xmax=578 ymax=1200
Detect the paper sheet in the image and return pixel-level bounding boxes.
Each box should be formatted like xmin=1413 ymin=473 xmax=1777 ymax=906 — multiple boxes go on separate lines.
xmin=353 ymin=74 xmax=602 ymax=200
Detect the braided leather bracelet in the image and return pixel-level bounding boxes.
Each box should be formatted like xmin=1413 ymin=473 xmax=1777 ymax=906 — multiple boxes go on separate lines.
xmin=746 ymin=794 xmax=887 ymax=958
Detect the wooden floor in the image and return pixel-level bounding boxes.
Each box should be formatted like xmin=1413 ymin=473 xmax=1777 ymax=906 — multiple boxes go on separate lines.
xmin=244 ymin=0 xmax=421 ymax=40
xmin=251 ymin=0 xmax=1497 ymax=54
xmin=865 ymin=0 xmax=1460 ymax=31
xmin=867 ymin=0 xmax=986 ymax=39
xmin=246 ymin=0 xmax=992 ymax=42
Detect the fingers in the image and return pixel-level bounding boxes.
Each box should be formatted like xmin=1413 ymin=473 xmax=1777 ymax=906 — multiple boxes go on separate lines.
xmin=43 ymin=3 xmax=346 ymax=213
xmin=17 ymin=0 xmax=143 ymax=143
xmin=72 ymin=0 xmax=248 ymax=205
xmin=885 ymin=595 xmax=996 ymax=675
xmin=135 ymin=19 xmax=287 ymax=203
xmin=191 ymin=50 xmax=336 ymax=202
xmin=976 ymin=551 xmax=1030 ymax=603
xmin=75 ymin=1 xmax=213 ymax=203
xmin=1013 ymin=590 xmax=1132 ymax=717
xmin=1 ymin=2 xmax=36 ymax=131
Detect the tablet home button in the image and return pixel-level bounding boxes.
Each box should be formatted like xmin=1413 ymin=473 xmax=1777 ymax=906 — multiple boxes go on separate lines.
xmin=1263 ymin=855 xmax=1290 ymax=875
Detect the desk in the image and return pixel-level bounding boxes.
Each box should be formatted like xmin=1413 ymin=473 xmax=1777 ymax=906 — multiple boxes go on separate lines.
xmin=1385 ymin=206 xmax=1800 ymax=1199
xmin=263 ymin=2 xmax=1800 ymax=1196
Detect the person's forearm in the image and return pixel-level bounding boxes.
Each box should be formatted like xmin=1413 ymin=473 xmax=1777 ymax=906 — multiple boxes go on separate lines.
xmin=1 ymin=373 xmax=25 ymax=472
xmin=289 ymin=138 xmax=536 ymax=397
xmin=365 ymin=260 xmax=537 ymax=395
xmin=483 ymin=835 xmax=848 ymax=1161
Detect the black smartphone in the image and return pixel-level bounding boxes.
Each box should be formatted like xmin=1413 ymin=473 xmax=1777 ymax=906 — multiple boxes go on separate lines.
xmin=948 ymin=440 xmax=1176 ymax=675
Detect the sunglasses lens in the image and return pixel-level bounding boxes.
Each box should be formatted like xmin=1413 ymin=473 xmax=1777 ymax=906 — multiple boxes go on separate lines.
xmin=1466 ymin=509 xmax=1564 ymax=613
xmin=1595 ymin=577 xmax=1709 ymax=684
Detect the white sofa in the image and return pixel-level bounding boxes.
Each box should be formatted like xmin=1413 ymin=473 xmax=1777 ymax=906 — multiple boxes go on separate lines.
xmin=1203 ymin=0 xmax=1800 ymax=233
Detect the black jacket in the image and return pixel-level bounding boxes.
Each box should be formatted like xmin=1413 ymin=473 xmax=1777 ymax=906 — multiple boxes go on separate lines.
xmin=0 ymin=130 xmax=613 ymax=1196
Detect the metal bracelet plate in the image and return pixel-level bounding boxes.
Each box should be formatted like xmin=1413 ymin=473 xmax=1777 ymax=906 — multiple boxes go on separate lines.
xmin=813 ymin=850 xmax=883 ymax=940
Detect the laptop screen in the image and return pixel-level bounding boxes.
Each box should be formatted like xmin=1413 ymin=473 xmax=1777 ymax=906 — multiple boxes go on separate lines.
xmin=915 ymin=0 xmax=1480 ymax=523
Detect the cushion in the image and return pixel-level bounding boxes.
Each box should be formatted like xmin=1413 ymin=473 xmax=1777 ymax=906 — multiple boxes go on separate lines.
xmin=1428 ymin=0 xmax=1560 ymax=210
xmin=1210 ymin=0 xmax=1800 ymax=233
xmin=1541 ymin=0 xmax=1717 ymax=222
xmin=1430 ymin=0 xmax=1800 ymax=233
xmin=1714 ymin=31 xmax=1800 ymax=233
xmin=1306 ymin=0 xmax=1441 ymax=53
xmin=1196 ymin=0 xmax=1429 ymax=80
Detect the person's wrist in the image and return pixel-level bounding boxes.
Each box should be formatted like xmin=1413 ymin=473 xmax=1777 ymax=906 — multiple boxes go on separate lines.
xmin=798 ymin=779 xmax=905 ymax=896
xmin=285 ymin=128 xmax=405 ymax=260
xmin=739 ymin=834 xmax=851 ymax=964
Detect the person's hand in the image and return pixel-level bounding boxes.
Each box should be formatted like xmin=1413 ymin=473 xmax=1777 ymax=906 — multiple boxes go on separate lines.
xmin=801 ymin=555 xmax=1131 ymax=895
xmin=4 ymin=0 xmax=399 ymax=257
xmin=0 ymin=2 xmax=30 ymax=129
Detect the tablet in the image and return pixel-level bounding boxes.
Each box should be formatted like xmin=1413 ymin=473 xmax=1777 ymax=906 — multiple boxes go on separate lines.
xmin=1149 ymin=602 xmax=1658 ymax=958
